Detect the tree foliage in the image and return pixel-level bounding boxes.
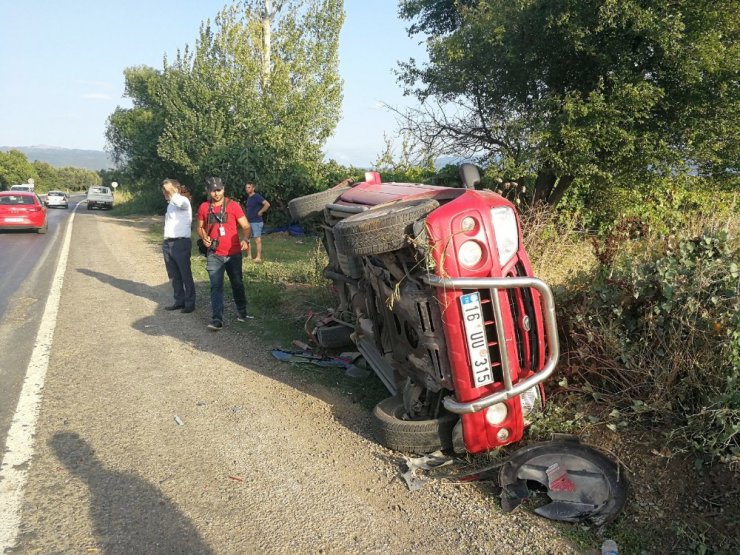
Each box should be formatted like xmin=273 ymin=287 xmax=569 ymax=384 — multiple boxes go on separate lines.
xmin=106 ymin=0 xmax=344 ymax=211
xmin=0 ymin=150 xmax=99 ymax=192
xmin=0 ymin=149 xmax=39 ymax=189
xmin=397 ymin=0 xmax=740 ymax=206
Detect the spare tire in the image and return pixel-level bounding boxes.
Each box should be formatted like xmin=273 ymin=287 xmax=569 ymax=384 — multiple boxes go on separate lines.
xmin=373 ymin=396 xmax=456 ymax=454
xmin=288 ymin=185 xmax=352 ymax=221
xmin=333 ymin=198 xmax=439 ymax=256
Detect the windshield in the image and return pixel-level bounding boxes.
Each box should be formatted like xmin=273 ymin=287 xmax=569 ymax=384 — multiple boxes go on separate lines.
xmin=0 ymin=195 xmax=35 ymax=205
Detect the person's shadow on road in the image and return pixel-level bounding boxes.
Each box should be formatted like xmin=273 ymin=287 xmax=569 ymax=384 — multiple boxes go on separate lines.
xmin=77 ymin=268 xmax=167 ymax=304
xmin=49 ymin=431 xmax=213 ymax=554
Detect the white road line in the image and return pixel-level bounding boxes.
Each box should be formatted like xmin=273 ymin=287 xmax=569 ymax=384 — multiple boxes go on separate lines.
xmin=0 ymin=203 xmax=79 ymax=550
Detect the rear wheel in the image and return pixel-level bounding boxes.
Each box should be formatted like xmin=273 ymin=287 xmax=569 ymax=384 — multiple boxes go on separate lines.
xmin=333 ymin=198 xmax=439 ymax=256
xmin=372 ymin=396 xmax=456 ymax=454
xmin=288 ymin=184 xmax=352 ymax=221
xmin=37 ymin=222 xmax=48 ymax=234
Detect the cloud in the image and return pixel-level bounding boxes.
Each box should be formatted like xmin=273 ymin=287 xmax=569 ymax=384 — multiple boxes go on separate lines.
xmin=77 ymin=80 xmax=115 ymax=90
xmin=83 ymin=93 xmax=112 ymax=101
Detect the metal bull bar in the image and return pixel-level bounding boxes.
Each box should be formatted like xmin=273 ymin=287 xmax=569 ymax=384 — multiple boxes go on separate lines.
xmin=424 ymin=276 xmax=560 ymax=415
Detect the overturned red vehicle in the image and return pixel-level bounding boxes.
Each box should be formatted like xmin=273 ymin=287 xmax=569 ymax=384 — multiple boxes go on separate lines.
xmin=289 ymin=166 xmax=626 ymax=524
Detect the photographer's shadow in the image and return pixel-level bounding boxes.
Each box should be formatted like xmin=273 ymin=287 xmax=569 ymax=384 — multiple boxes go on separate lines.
xmin=50 ymin=431 xmax=212 ymax=554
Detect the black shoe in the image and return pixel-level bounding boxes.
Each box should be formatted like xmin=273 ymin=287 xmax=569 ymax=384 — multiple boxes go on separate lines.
xmin=207 ymin=321 xmax=223 ymax=331
xmin=181 ymin=307 xmax=195 ymax=314
xmin=165 ymin=304 xmax=185 ymax=311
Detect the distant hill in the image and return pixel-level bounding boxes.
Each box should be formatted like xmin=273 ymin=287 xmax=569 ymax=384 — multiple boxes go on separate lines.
xmin=0 ymin=146 xmax=116 ymax=171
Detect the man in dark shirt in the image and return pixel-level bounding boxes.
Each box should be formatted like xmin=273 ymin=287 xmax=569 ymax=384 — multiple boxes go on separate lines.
xmin=243 ymin=182 xmax=270 ymax=262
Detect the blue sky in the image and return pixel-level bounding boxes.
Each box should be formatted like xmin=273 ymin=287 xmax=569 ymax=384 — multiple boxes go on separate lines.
xmin=0 ymin=1 xmax=427 ymax=167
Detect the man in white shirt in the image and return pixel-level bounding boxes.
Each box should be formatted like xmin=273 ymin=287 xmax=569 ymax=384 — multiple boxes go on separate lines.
xmin=162 ymin=179 xmax=195 ymax=313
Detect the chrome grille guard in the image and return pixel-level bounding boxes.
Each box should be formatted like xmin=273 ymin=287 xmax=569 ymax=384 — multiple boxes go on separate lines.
xmin=424 ymin=275 xmax=560 ymax=415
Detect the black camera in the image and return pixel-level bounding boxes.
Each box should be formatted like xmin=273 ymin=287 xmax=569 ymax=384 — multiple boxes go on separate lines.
xmin=208 ymin=238 xmax=220 ymax=252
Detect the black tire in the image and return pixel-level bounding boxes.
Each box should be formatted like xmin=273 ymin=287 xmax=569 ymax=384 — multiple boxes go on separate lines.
xmin=37 ymin=223 xmax=48 ymax=234
xmin=336 ymin=251 xmax=363 ymax=279
xmin=315 ymin=323 xmax=354 ymax=349
xmin=373 ymin=396 xmax=457 ymax=454
xmin=87 ymin=204 xmax=92 ymax=210
xmin=333 ymin=198 xmax=439 ymax=256
xmin=288 ymin=185 xmax=352 ymax=221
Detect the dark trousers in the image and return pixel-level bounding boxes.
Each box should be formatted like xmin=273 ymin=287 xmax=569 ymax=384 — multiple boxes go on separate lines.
xmin=162 ymin=238 xmax=195 ymax=309
xmin=206 ymin=252 xmax=247 ymax=324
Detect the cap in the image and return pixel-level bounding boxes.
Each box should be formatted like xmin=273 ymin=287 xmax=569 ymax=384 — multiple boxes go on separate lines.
xmin=206 ymin=177 xmax=224 ymax=192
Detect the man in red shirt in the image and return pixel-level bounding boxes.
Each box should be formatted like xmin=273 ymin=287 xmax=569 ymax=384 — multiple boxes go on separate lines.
xmin=196 ymin=177 xmax=252 ymax=330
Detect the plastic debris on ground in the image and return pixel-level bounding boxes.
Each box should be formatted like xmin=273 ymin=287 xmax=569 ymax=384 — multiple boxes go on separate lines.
xmin=400 ymin=451 xmax=454 ymax=491
xmin=271 ymin=347 xmax=360 ymax=369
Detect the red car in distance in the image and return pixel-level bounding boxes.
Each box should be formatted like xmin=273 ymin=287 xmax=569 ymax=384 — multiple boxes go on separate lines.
xmin=0 ymin=191 xmax=48 ymax=233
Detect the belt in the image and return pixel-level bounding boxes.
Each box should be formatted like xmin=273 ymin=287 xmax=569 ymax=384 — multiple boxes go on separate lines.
xmin=164 ymin=237 xmax=189 ymax=241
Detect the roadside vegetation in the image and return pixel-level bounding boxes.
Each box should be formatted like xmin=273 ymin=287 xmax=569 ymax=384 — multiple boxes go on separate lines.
xmin=0 ymin=149 xmax=100 ymax=193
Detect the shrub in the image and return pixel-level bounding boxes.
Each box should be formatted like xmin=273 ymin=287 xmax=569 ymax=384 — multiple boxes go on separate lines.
xmin=560 ymin=221 xmax=739 ymax=464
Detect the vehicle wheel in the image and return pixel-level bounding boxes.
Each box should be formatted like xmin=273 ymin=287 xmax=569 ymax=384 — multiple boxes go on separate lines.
xmin=314 ymin=322 xmax=354 ymax=349
xmin=333 ymin=198 xmax=439 ymax=256
xmin=372 ymin=396 xmax=457 ymax=454
xmin=288 ymin=184 xmax=352 ymax=221
xmin=336 ymin=251 xmax=363 ymax=279
xmin=87 ymin=204 xmax=92 ymax=210
xmin=37 ymin=223 xmax=48 ymax=234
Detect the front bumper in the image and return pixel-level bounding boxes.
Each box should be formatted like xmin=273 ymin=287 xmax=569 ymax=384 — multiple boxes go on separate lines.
xmin=425 ymin=275 xmax=559 ymax=415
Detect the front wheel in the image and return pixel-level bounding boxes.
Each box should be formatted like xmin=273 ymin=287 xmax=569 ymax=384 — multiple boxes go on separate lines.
xmin=372 ymin=396 xmax=457 ymax=454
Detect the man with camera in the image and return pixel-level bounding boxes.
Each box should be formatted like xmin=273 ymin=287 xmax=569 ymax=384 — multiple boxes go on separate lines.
xmin=196 ymin=177 xmax=252 ymax=330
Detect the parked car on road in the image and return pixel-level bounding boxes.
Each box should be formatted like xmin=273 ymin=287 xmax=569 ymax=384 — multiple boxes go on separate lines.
xmin=86 ymin=186 xmax=113 ymax=210
xmin=0 ymin=191 xmax=48 ymax=233
xmin=45 ymin=190 xmax=69 ymax=209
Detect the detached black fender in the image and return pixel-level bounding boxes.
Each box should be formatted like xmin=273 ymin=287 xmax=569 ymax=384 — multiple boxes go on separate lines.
xmin=498 ymin=438 xmax=628 ymax=525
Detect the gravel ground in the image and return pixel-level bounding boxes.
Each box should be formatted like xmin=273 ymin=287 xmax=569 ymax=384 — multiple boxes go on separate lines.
xmin=12 ymin=212 xmax=579 ymax=553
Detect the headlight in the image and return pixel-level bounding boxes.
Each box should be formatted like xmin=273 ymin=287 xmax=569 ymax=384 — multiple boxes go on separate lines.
xmin=458 ymin=240 xmax=483 ymax=267
xmin=520 ymin=385 xmax=543 ymax=421
xmin=490 ymin=206 xmax=519 ymax=265
xmin=485 ymin=402 xmax=508 ymax=425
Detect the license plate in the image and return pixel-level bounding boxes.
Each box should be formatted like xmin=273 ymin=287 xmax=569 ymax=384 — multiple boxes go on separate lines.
xmin=460 ymin=292 xmax=494 ymax=386
xmin=4 ymin=217 xmax=24 ymax=223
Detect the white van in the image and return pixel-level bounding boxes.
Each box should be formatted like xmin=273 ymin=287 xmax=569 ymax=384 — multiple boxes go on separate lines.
xmin=10 ymin=184 xmax=34 ymax=193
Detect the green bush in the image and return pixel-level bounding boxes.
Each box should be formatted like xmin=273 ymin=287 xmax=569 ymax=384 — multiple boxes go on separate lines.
xmin=560 ymin=225 xmax=739 ymax=464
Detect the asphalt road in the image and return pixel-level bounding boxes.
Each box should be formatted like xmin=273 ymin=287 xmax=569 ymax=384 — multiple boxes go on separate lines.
xmin=0 ymin=196 xmax=83 ymax=454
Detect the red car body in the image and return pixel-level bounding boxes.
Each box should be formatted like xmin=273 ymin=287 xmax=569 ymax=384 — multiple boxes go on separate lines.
xmin=289 ymin=169 xmax=558 ymax=455
xmin=0 ymin=191 xmax=48 ymax=233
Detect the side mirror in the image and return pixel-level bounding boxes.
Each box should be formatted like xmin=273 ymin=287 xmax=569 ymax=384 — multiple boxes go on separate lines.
xmin=459 ymin=164 xmax=481 ymax=189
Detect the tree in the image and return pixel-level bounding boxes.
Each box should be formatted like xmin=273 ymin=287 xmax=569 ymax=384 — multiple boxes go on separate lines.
xmin=397 ymin=0 xmax=740 ymax=206
xmin=0 ymin=150 xmax=39 ymax=189
xmin=106 ymin=0 xmax=345 ymax=209
xmin=33 ymin=161 xmax=63 ymax=192
xmin=106 ymin=66 xmax=176 ymax=184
